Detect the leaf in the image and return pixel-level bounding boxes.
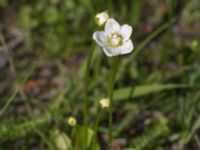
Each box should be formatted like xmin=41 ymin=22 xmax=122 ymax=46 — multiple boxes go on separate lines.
xmin=114 ymin=84 xmax=188 ymax=101
xmin=73 ymin=125 xmax=100 ymax=150
xmin=52 ymin=129 xmax=72 ymax=150
xmin=182 ymin=116 xmax=200 ymax=144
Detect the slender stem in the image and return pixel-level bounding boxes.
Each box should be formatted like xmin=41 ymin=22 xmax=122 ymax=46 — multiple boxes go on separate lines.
xmin=0 ymin=32 xmax=33 ymax=117
xmin=91 ymin=106 xmax=104 ymax=148
xmin=83 ymin=44 xmax=95 ymax=149
xmin=108 ymin=56 xmax=120 ymax=150
xmin=71 ymin=126 xmax=78 ymax=150
xmin=83 ymin=44 xmax=95 ymax=124
xmin=94 ymin=107 xmax=103 ymax=134
xmin=168 ymin=0 xmax=174 ymax=22
xmin=0 ymin=63 xmax=36 ymax=117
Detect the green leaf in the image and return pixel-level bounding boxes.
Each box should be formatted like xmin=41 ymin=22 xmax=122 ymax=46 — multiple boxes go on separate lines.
xmin=181 ymin=116 xmax=200 ymax=144
xmin=52 ymin=129 xmax=72 ymax=150
xmin=114 ymin=84 xmax=188 ymax=101
xmin=73 ymin=125 xmax=100 ymax=150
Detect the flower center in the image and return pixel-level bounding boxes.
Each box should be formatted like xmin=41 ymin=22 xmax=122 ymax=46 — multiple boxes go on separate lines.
xmin=107 ymin=33 xmax=123 ymax=47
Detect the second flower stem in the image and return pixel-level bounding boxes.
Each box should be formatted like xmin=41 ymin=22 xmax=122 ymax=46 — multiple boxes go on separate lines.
xmin=83 ymin=44 xmax=95 ymax=149
xmin=108 ymin=56 xmax=120 ymax=150
xmin=84 ymin=46 xmax=94 ymax=125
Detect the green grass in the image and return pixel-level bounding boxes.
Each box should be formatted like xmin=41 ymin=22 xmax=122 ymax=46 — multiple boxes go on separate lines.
xmin=0 ymin=0 xmax=200 ymax=149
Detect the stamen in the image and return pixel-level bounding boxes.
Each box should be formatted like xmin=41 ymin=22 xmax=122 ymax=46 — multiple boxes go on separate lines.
xmin=107 ymin=33 xmax=123 ymax=47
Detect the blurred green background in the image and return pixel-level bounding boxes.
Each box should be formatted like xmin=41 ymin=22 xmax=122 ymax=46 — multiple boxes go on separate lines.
xmin=0 ymin=0 xmax=200 ymax=149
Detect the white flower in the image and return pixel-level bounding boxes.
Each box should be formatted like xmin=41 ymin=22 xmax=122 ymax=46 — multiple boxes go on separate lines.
xmin=99 ymin=98 xmax=110 ymax=108
xmin=95 ymin=11 xmax=109 ymax=26
xmin=93 ymin=18 xmax=134 ymax=57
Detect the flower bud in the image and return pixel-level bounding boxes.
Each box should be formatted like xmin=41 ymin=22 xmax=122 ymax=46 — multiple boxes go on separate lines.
xmin=67 ymin=116 xmax=77 ymax=126
xmin=99 ymin=98 xmax=110 ymax=108
xmin=95 ymin=11 xmax=109 ymax=26
xmin=190 ymin=40 xmax=198 ymax=51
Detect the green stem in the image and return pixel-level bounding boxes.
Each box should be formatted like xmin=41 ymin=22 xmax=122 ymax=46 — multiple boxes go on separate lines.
xmin=108 ymin=56 xmax=120 ymax=150
xmin=83 ymin=44 xmax=95 ymax=149
xmin=92 ymin=106 xmax=104 ymax=148
xmin=94 ymin=107 xmax=103 ymax=133
xmin=0 ymin=63 xmax=37 ymax=117
xmin=168 ymin=0 xmax=174 ymax=21
xmin=84 ymin=46 xmax=94 ymax=124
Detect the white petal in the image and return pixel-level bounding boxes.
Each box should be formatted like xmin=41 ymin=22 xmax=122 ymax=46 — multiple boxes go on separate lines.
xmin=118 ymin=40 xmax=134 ymax=55
xmin=105 ymin=18 xmax=120 ymax=36
xmin=102 ymin=46 xmax=121 ymax=57
xmin=93 ymin=31 xmax=106 ymax=47
xmin=120 ymin=25 xmax=132 ymax=42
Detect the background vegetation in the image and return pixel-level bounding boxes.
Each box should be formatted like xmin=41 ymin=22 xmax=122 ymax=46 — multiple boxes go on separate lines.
xmin=0 ymin=0 xmax=200 ymax=149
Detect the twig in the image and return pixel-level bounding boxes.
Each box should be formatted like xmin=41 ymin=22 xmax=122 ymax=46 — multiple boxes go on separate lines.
xmin=0 ymin=31 xmax=33 ymax=117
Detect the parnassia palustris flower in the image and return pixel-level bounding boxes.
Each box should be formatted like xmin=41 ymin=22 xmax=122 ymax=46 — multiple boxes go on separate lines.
xmin=93 ymin=18 xmax=134 ymax=57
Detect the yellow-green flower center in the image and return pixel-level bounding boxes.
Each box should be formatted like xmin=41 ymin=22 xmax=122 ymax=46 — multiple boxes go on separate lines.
xmin=107 ymin=33 xmax=123 ymax=47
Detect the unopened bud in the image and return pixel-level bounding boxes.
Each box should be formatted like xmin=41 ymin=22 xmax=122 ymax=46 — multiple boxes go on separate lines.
xmin=99 ymin=98 xmax=110 ymax=108
xmin=67 ymin=116 xmax=77 ymax=126
xmin=95 ymin=11 xmax=109 ymax=26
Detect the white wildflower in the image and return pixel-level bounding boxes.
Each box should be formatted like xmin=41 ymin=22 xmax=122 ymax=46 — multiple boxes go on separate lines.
xmin=93 ymin=18 xmax=134 ymax=57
